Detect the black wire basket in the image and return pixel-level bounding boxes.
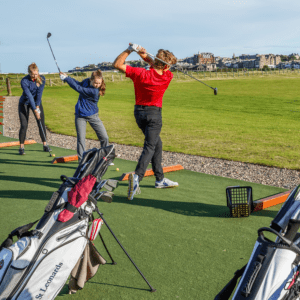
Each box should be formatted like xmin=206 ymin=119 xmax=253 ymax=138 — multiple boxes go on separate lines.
xmin=226 ymin=186 xmax=253 ymax=218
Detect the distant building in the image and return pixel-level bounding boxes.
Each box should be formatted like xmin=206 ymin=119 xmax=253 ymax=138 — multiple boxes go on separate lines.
xmin=197 ymin=52 xmax=215 ymax=64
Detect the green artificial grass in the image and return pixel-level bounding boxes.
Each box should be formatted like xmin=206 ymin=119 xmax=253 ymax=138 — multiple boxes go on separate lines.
xmin=2 ymin=74 xmax=300 ymax=169
xmin=0 ymin=135 xmax=287 ymax=299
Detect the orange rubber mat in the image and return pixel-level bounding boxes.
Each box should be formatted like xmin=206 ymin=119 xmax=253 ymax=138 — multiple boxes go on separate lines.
xmin=253 ymin=190 xmax=291 ymax=211
xmin=52 ymin=154 xmax=78 ymax=164
xmin=0 ymin=140 xmax=37 ymax=148
xmin=119 ymin=164 xmax=184 ymax=181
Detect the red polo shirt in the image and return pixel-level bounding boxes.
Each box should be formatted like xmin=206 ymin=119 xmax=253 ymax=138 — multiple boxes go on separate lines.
xmin=125 ymin=65 xmax=173 ymax=108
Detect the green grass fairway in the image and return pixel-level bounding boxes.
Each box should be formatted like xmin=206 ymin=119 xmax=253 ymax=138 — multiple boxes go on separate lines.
xmin=0 ymin=136 xmax=287 ymax=299
xmin=2 ymin=74 xmax=300 ymax=169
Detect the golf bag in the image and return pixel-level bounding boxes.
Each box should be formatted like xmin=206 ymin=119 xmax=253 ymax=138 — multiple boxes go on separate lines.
xmin=215 ymin=185 xmax=300 ymax=300
xmin=0 ymin=145 xmax=116 ymax=300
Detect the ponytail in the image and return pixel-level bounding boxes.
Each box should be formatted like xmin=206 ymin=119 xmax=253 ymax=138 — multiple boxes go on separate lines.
xmin=91 ymin=69 xmax=106 ymax=96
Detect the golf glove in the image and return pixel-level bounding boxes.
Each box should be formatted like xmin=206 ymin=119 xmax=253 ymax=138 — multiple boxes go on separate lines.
xmin=60 ymin=74 xmax=67 ymax=81
xmin=36 ymin=108 xmax=41 ymax=114
xmin=128 ymin=43 xmax=141 ymax=53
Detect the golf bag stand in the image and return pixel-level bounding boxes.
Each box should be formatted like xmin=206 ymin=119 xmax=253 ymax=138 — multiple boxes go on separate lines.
xmin=93 ymin=205 xmax=156 ymax=292
xmin=215 ymin=185 xmax=300 ymax=300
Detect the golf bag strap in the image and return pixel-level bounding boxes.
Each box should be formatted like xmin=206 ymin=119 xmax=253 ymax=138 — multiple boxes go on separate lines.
xmin=0 ymin=219 xmax=40 ymax=251
xmin=66 ymin=202 xmax=77 ymax=213
xmin=214 ymin=264 xmax=247 ymax=300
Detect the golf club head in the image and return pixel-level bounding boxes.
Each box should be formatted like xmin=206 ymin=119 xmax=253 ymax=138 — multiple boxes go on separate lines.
xmin=104 ymin=179 xmax=119 ymax=192
xmin=100 ymin=191 xmax=114 ymax=203
xmin=47 ymin=32 xmax=52 ymax=39
xmin=214 ymin=88 xmax=218 ymax=95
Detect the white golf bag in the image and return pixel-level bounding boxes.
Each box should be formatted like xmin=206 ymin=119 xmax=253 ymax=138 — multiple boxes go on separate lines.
xmin=215 ymin=185 xmax=300 ymax=300
xmin=0 ymin=145 xmax=116 ymax=300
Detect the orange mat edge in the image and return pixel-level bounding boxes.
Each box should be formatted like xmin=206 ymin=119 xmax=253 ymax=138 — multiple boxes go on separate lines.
xmin=0 ymin=140 xmax=37 ymax=148
xmin=119 ymin=164 xmax=184 ymax=181
xmin=253 ymin=190 xmax=291 ymax=211
xmin=52 ymin=154 xmax=78 ymax=164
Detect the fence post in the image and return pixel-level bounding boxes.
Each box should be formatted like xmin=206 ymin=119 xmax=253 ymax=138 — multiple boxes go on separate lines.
xmin=49 ymin=79 xmax=53 ymax=87
xmin=6 ymin=78 xmax=12 ymax=96
xmin=112 ymin=75 xmax=114 ymax=82
xmin=121 ymin=75 xmax=123 ymax=81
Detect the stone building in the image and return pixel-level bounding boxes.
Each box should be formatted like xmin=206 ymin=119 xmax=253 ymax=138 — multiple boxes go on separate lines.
xmin=256 ymin=54 xmax=281 ymax=68
xmin=196 ymin=52 xmax=215 ymax=64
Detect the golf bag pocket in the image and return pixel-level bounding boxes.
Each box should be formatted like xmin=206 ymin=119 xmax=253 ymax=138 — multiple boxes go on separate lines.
xmin=0 ymin=248 xmax=13 ymax=283
xmin=0 ymin=220 xmax=88 ymax=300
xmin=232 ymin=229 xmax=299 ymax=300
xmin=16 ymin=233 xmax=88 ymax=300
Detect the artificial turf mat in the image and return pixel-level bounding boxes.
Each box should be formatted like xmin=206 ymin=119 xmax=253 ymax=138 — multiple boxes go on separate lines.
xmin=0 ymin=135 xmax=287 ymax=299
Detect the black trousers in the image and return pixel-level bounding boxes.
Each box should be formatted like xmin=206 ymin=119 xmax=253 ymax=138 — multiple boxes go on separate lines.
xmin=134 ymin=106 xmax=164 ymax=182
xmin=18 ymin=102 xmax=46 ymax=144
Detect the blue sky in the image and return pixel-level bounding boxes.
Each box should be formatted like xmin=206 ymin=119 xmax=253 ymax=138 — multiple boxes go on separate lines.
xmin=1 ymin=0 xmax=300 ymax=73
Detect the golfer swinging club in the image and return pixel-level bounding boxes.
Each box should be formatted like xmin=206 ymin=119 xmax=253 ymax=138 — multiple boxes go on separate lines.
xmin=18 ymin=63 xmax=51 ymax=155
xmin=59 ymin=70 xmax=111 ymax=164
xmin=113 ymin=44 xmax=179 ymax=201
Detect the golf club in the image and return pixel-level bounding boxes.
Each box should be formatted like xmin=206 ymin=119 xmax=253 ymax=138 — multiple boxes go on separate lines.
xmin=129 ymin=43 xmax=218 ymax=95
xmin=47 ymin=32 xmax=61 ymax=73
xmin=37 ymin=118 xmax=52 ymax=157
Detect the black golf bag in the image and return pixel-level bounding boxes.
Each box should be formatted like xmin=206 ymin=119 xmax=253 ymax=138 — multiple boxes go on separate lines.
xmin=215 ymin=185 xmax=300 ymax=300
xmin=0 ymin=145 xmax=116 ymax=300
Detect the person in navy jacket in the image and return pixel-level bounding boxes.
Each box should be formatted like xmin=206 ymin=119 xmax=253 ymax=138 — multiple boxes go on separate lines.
xmin=19 ymin=63 xmax=51 ymax=155
xmin=60 ymin=70 xmax=109 ymax=162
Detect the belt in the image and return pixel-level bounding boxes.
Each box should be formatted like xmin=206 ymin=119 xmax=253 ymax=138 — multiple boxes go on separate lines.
xmin=135 ymin=105 xmax=162 ymax=111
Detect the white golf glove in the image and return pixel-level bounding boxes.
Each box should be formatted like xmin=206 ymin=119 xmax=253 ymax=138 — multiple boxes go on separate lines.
xmin=128 ymin=43 xmax=141 ymax=53
xmin=60 ymin=74 xmax=67 ymax=81
xmin=36 ymin=108 xmax=41 ymax=114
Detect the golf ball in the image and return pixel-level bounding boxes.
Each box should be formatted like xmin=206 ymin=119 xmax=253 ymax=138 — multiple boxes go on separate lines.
xmin=116 ymin=168 xmax=119 ymax=171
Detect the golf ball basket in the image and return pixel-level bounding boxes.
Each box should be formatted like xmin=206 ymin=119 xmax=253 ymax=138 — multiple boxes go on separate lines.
xmin=226 ymin=186 xmax=253 ymax=218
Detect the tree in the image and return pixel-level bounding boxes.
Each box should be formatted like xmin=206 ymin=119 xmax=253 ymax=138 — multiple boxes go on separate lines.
xmin=262 ymin=65 xmax=270 ymax=71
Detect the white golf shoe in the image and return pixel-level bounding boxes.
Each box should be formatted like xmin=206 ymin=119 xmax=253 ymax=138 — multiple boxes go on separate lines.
xmin=155 ymin=178 xmax=179 ymax=189
xmin=128 ymin=174 xmax=141 ymax=200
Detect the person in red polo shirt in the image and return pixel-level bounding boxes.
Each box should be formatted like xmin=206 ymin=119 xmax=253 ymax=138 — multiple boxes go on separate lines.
xmin=113 ymin=44 xmax=179 ymax=200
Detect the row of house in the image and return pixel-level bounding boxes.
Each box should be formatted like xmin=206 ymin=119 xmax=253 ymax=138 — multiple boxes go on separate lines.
xmin=69 ymin=52 xmax=300 ymax=73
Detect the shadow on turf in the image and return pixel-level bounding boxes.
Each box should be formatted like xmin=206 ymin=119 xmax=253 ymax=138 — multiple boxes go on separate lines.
xmin=0 ymin=157 xmax=77 ymax=172
xmin=0 ymin=174 xmax=62 ymax=190
xmin=111 ymin=195 xmax=279 ymax=219
xmin=88 ymin=281 xmax=150 ymax=292
xmin=58 ymin=282 xmax=148 ymax=296
xmin=1 ymin=190 xmax=55 ymax=201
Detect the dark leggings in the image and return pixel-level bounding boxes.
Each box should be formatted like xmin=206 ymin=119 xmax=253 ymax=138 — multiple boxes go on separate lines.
xmin=18 ymin=103 xmax=46 ymax=144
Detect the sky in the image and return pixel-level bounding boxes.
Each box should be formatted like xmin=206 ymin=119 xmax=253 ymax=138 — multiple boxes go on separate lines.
xmin=1 ymin=0 xmax=300 ymax=73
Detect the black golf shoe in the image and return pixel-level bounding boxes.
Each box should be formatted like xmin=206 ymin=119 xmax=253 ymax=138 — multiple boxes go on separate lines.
xmin=19 ymin=148 xmax=25 ymax=155
xmin=43 ymin=145 xmax=52 ymax=152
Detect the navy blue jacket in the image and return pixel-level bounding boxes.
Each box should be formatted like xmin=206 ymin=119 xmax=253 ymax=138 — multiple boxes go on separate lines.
xmin=19 ymin=75 xmax=46 ymax=110
xmin=64 ymin=77 xmax=100 ymax=117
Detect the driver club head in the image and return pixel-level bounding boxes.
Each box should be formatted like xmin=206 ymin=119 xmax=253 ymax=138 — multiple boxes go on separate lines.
xmin=47 ymin=32 xmax=52 ymax=39
xmin=214 ymin=88 xmax=218 ymax=95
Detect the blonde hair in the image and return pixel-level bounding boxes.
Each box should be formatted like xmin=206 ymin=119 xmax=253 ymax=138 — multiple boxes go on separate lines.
xmin=154 ymin=50 xmax=177 ymax=70
xmin=28 ymin=63 xmax=43 ymax=86
xmin=91 ymin=69 xmax=106 ymax=96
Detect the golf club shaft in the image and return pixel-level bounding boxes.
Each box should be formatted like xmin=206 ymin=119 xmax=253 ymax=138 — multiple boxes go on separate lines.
xmin=47 ymin=39 xmax=61 ymax=73
xmin=146 ymin=52 xmax=215 ymax=90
